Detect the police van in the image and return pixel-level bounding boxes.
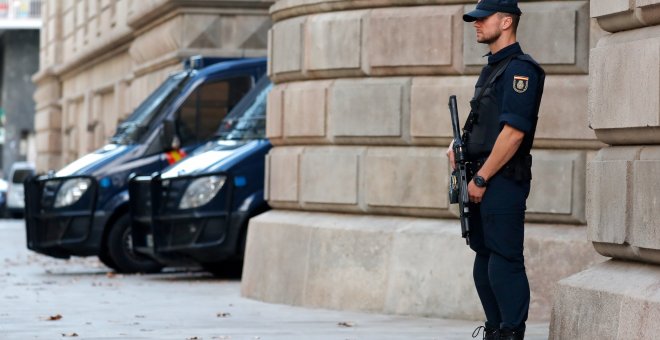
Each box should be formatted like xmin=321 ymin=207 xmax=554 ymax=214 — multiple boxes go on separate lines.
xmin=129 ymin=76 xmax=272 ymax=274
xmin=24 ymin=57 xmax=267 ymax=273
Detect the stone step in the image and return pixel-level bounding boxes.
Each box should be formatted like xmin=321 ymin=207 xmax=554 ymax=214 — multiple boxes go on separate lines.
xmin=242 ymin=210 xmax=605 ymax=321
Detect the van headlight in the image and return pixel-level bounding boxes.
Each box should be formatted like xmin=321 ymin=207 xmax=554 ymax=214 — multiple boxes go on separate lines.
xmin=179 ymin=175 xmax=226 ymax=209
xmin=54 ymin=178 xmax=92 ymax=208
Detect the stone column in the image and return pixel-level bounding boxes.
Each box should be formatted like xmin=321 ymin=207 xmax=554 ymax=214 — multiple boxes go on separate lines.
xmin=550 ymin=2 xmax=660 ymax=338
xmin=242 ymin=0 xmax=605 ymax=321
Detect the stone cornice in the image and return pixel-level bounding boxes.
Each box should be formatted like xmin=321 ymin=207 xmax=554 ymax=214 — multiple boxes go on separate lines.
xmin=128 ymin=0 xmax=275 ymax=30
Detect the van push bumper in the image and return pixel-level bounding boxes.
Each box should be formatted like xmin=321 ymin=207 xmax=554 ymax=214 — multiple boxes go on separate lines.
xmin=24 ymin=175 xmax=105 ymax=258
xmin=130 ymin=172 xmax=243 ymax=264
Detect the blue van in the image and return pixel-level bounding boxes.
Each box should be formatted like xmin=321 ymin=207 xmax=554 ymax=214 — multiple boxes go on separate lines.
xmin=25 ymin=57 xmax=267 ymax=273
xmin=129 ymin=76 xmax=272 ymax=274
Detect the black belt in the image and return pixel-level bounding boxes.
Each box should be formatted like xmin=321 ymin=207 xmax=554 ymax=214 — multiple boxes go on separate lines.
xmin=466 ymin=154 xmax=532 ymax=181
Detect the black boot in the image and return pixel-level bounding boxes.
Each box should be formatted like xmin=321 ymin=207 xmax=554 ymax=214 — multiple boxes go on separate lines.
xmin=499 ymin=327 xmax=525 ymax=340
xmin=472 ymin=325 xmax=499 ymax=340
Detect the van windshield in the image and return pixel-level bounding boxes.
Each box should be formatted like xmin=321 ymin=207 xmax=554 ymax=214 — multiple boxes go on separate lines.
xmin=215 ymin=78 xmax=271 ymax=141
xmin=111 ymin=71 xmax=189 ymax=145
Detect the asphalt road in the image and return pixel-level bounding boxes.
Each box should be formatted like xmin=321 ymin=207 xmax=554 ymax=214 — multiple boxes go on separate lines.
xmin=0 ymin=219 xmax=549 ymax=339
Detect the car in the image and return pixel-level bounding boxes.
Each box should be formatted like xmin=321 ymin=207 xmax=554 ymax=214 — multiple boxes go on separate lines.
xmin=24 ymin=57 xmax=267 ymax=273
xmin=6 ymin=162 xmax=35 ymax=218
xmin=129 ymin=76 xmax=272 ymax=275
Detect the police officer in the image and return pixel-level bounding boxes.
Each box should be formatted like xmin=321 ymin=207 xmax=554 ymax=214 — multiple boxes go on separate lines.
xmin=447 ymin=1 xmax=545 ymax=339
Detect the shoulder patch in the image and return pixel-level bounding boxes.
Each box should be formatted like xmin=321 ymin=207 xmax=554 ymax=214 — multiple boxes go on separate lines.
xmin=513 ymin=75 xmax=529 ymax=93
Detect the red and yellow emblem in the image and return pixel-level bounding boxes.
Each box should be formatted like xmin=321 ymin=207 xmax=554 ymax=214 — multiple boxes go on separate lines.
xmin=165 ymin=149 xmax=187 ymax=165
xmin=513 ymin=75 xmax=529 ymax=93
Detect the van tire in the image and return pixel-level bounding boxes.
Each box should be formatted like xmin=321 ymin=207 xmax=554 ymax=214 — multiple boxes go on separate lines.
xmin=106 ymin=214 xmax=163 ymax=274
xmin=98 ymin=249 xmax=119 ymax=271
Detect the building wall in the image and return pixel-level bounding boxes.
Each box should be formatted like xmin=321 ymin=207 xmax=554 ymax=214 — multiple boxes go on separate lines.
xmin=242 ymin=0 xmax=606 ymax=322
xmin=33 ymin=0 xmax=273 ymax=171
xmin=551 ymin=1 xmax=660 ymax=338
xmin=2 ymin=30 xmax=39 ymax=177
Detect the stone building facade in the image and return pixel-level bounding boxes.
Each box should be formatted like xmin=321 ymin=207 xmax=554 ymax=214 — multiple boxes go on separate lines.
xmin=33 ymin=0 xmax=273 ymax=172
xmin=241 ymin=0 xmax=607 ymax=322
xmin=551 ymin=1 xmax=660 ymax=338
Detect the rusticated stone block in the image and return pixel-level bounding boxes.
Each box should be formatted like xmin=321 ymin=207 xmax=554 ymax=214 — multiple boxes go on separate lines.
xmin=305 ymin=11 xmax=364 ymax=72
xmin=587 ymin=160 xmax=630 ymax=245
xmin=36 ymin=130 xmax=62 ymax=153
xmin=241 ymin=213 xmax=312 ymax=305
xmin=631 ymin=147 xmax=660 ymax=249
xmin=590 ymin=1 xmax=660 ymax=33
xmin=410 ymin=76 xmax=474 ymax=139
xmin=365 ymin=6 xmax=462 ymax=74
xmin=272 ymin=16 xmax=305 ymax=74
xmin=283 ymin=81 xmax=331 ymax=138
xmin=409 ymin=75 xmax=594 ymax=143
xmin=464 ymin=1 xmax=589 ymax=73
xmin=526 ymin=150 xmax=586 ymax=224
xmin=550 ymin=260 xmax=660 ymax=340
xmin=590 ymin=30 xmax=660 ymax=144
xmin=266 ymin=84 xmax=285 ymax=139
xmin=365 ymin=147 xmax=448 ymax=209
xmin=266 ymin=147 xmax=303 ymax=203
xmin=300 ymin=147 xmax=362 ymax=205
xmin=536 ymin=76 xmax=593 ymax=141
xmin=329 ymin=78 xmax=409 ymax=138
xmin=590 ymin=0 xmax=630 ymax=18
xmin=304 ymin=218 xmax=395 ymax=311
xmin=384 ymin=219 xmax=481 ymax=319
xmin=585 ymin=147 xmax=660 ymax=263
xmin=35 ymin=109 xmax=62 ymax=131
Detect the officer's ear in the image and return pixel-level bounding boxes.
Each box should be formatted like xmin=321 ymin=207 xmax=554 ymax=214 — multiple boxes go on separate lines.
xmin=498 ymin=13 xmax=513 ymax=31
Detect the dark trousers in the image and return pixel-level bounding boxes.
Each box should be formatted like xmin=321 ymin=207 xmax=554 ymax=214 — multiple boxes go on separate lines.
xmin=468 ymin=173 xmax=530 ymax=331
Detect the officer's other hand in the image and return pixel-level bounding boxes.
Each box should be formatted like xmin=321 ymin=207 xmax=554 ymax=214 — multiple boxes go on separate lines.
xmin=468 ymin=180 xmax=486 ymax=203
xmin=446 ymin=146 xmax=456 ymax=170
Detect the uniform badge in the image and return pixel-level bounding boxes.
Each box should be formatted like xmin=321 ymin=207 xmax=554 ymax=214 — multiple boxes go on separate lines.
xmin=513 ymin=75 xmax=529 ymax=93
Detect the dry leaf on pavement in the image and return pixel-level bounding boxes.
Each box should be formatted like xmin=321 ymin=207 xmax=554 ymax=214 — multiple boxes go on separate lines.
xmin=216 ymin=312 xmax=231 ymax=318
xmin=45 ymin=314 xmax=63 ymax=321
xmin=337 ymin=321 xmax=355 ymax=327
xmin=61 ymin=332 xmax=78 ymax=337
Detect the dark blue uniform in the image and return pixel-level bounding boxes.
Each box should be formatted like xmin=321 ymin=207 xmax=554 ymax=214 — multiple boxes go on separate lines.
xmin=466 ymin=42 xmax=545 ymax=334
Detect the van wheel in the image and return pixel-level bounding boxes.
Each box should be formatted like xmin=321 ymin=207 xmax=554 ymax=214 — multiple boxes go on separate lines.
xmin=98 ymin=249 xmax=119 ymax=271
xmin=106 ymin=214 xmax=163 ymax=274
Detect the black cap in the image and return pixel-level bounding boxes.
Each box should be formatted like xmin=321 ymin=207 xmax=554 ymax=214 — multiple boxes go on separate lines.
xmin=463 ymin=0 xmax=522 ymax=22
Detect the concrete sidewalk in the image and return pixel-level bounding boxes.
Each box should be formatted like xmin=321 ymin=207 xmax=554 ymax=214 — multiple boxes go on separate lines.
xmin=0 ymin=220 xmax=549 ymax=339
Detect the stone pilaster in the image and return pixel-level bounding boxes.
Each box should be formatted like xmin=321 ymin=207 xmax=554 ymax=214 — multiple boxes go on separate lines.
xmin=551 ymin=1 xmax=660 ymax=337
xmin=242 ymin=0 xmax=605 ymax=322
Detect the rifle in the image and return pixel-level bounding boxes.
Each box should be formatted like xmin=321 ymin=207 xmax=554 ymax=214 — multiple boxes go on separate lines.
xmin=448 ymin=95 xmax=470 ymax=245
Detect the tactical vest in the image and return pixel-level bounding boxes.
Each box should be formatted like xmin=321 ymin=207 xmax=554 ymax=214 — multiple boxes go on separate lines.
xmin=463 ymin=54 xmax=545 ymax=180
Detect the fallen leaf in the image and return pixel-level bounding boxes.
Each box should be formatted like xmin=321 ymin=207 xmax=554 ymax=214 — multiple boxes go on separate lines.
xmin=106 ymin=272 xmax=116 ymax=278
xmin=186 ymin=337 xmax=200 ymax=340
xmin=337 ymin=321 xmax=355 ymax=327
xmin=216 ymin=312 xmax=231 ymax=318
xmin=61 ymin=332 xmax=78 ymax=337
xmin=46 ymin=314 xmax=63 ymax=321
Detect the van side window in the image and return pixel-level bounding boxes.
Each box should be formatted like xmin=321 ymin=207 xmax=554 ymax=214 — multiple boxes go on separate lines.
xmin=177 ymin=77 xmax=252 ymax=146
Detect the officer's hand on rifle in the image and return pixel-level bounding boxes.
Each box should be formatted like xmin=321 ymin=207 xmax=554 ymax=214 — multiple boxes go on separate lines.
xmin=468 ymin=178 xmax=486 ymax=203
xmin=446 ymin=140 xmax=456 ymax=170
